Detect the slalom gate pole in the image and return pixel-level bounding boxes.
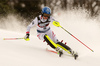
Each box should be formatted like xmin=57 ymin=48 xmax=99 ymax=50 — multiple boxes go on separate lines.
xmin=60 ymin=26 xmax=94 ymax=52
xmin=3 ymin=38 xmax=24 ymax=40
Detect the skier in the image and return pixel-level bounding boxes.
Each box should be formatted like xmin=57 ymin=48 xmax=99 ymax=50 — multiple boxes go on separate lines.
xmin=24 ymin=6 xmax=78 ymax=58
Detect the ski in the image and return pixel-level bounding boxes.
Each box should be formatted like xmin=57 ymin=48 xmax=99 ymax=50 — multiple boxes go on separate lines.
xmin=46 ymin=48 xmax=78 ymax=60
xmin=46 ymin=48 xmax=58 ymax=54
xmin=46 ymin=48 xmax=63 ymax=57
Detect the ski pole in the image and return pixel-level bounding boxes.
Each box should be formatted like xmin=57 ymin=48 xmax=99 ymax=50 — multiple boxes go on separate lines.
xmin=60 ymin=26 xmax=94 ymax=52
xmin=3 ymin=38 xmax=30 ymax=41
xmin=3 ymin=38 xmax=24 ymax=40
xmin=53 ymin=21 xmax=94 ymax=52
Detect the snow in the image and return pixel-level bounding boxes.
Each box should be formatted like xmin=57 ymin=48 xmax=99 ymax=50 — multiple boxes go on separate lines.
xmin=0 ymin=9 xmax=100 ymax=66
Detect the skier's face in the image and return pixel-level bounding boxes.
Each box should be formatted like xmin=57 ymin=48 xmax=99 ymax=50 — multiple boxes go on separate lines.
xmin=43 ymin=14 xmax=50 ymax=19
xmin=43 ymin=16 xmax=48 ymax=19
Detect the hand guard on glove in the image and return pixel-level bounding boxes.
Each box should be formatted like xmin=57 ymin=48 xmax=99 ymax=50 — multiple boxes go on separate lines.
xmin=24 ymin=33 xmax=30 ymax=41
xmin=52 ymin=21 xmax=61 ymax=27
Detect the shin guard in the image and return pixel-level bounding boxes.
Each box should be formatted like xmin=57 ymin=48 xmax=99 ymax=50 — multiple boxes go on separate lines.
xmin=44 ymin=35 xmax=58 ymax=49
xmin=56 ymin=42 xmax=72 ymax=54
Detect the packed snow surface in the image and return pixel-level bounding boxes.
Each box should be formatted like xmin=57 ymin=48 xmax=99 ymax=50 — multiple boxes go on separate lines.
xmin=0 ymin=9 xmax=100 ymax=66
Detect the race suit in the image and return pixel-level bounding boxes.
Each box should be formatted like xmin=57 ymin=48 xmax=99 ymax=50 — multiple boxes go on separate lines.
xmin=26 ymin=15 xmax=59 ymax=43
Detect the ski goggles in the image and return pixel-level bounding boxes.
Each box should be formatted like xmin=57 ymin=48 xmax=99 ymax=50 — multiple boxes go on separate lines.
xmin=43 ymin=13 xmax=50 ymax=17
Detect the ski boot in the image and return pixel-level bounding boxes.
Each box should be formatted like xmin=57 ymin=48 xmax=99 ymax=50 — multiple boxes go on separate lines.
xmin=55 ymin=47 xmax=63 ymax=57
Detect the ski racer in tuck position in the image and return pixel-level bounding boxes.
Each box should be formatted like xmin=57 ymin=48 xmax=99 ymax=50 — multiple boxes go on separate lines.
xmin=24 ymin=6 xmax=78 ymax=59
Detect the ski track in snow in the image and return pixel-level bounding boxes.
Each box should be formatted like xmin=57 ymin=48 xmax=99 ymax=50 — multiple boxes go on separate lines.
xmin=0 ymin=9 xmax=100 ymax=66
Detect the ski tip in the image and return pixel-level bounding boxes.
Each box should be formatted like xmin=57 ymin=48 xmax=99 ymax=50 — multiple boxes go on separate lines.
xmin=74 ymin=54 xmax=78 ymax=60
xmin=59 ymin=51 xmax=63 ymax=57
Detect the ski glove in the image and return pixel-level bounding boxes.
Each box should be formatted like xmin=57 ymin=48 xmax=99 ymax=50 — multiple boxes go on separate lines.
xmin=52 ymin=21 xmax=61 ymax=27
xmin=24 ymin=33 xmax=30 ymax=41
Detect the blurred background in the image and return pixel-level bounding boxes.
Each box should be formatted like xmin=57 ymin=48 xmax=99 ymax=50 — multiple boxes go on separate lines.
xmin=0 ymin=0 xmax=100 ymax=31
xmin=0 ymin=0 xmax=100 ymax=20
